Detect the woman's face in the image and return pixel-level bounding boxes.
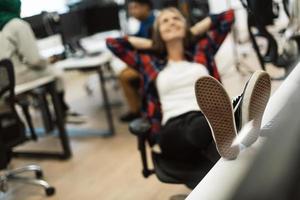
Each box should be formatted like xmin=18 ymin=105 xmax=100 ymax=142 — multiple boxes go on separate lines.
xmin=158 ymin=10 xmax=186 ymax=43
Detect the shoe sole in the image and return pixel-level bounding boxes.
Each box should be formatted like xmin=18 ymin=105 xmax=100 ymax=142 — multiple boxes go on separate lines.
xmin=241 ymin=71 xmax=271 ymax=146
xmin=195 ymin=76 xmax=239 ymax=160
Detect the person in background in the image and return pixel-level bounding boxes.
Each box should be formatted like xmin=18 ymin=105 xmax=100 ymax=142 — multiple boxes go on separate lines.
xmin=107 ymin=7 xmax=271 ymax=165
xmin=116 ymin=0 xmax=155 ymax=122
xmin=0 ymin=0 xmax=84 ymax=123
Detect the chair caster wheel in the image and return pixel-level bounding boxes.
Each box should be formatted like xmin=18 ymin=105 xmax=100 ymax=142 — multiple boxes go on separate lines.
xmin=35 ymin=171 xmax=43 ymax=179
xmin=45 ymin=187 xmax=55 ymax=196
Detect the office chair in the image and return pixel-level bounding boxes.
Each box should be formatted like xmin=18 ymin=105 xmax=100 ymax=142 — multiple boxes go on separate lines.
xmin=0 ymin=59 xmax=55 ymax=196
xmin=129 ymin=118 xmax=218 ymax=190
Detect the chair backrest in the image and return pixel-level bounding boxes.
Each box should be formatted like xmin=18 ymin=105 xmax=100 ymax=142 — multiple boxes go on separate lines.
xmin=0 ymin=59 xmax=26 ymax=169
xmin=0 ymin=60 xmax=14 ymax=99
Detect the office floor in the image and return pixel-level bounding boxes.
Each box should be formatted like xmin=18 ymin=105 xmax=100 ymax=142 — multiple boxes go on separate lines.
xmin=1 ymin=40 xmax=285 ymax=200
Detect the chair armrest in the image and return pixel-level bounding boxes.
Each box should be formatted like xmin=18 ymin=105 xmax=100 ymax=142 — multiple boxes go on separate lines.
xmin=128 ymin=118 xmax=151 ymax=137
xmin=128 ymin=118 xmax=154 ymax=178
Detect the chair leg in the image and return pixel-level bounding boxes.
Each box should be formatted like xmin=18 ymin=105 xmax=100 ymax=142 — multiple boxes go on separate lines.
xmin=5 ymin=165 xmax=43 ymax=178
xmin=4 ymin=165 xmax=55 ymax=196
xmin=7 ymin=176 xmax=55 ymax=196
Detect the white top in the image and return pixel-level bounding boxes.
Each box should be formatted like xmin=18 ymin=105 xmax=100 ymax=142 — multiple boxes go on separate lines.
xmin=0 ymin=19 xmax=47 ymax=76
xmin=156 ymin=60 xmax=209 ymax=125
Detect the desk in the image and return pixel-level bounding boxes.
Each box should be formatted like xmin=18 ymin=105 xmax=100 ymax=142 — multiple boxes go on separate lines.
xmin=53 ymin=51 xmax=115 ymax=136
xmin=15 ymin=76 xmax=56 ymax=95
xmin=14 ymin=76 xmax=72 ymax=160
xmin=187 ymin=64 xmax=300 ymax=200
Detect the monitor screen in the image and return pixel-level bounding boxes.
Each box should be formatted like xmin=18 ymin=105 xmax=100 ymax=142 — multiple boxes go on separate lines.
xmin=23 ymin=12 xmax=61 ymax=39
xmin=84 ymin=3 xmax=120 ymax=36
xmin=59 ymin=9 xmax=87 ymax=45
xmin=23 ymin=14 xmax=49 ymax=39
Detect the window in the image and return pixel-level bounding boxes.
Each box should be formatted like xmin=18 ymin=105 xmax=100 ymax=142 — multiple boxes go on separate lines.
xmin=21 ymin=0 xmax=68 ymax=17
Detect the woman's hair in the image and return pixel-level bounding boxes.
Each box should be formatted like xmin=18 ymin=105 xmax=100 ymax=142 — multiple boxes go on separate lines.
xmin=151 ymin=7 xmax=194 ymax=56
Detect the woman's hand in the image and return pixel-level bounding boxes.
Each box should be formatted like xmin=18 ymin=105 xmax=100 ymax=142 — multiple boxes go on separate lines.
xmin=128 ymin=36 xmax=153 ymax=50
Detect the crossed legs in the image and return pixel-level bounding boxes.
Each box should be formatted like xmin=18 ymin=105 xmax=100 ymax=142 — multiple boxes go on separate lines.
xmin=195 ymin=71 xmax=271 ymax=160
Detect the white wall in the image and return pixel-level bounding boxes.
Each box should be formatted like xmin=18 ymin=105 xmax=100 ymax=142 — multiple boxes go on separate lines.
xmin=21 ymin=0 xmax=69 ymax=17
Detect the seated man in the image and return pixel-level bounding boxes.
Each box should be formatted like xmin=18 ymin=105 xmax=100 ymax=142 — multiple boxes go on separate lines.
xmin=0 ymin=0 xmax=84 ymax=123
xmin=115 ymin=0 xmax=155 ymax=122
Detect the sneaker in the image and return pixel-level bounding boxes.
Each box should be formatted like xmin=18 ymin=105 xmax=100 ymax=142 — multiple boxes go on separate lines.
xmin=65 ymin=111 xmax=87 ymax=124
xmin=195 ymin=76 xmax=239 ymax=160
xmin=233 ymin=71 xmax=271 ymax=146
xmin=119 ymin=112 xmax=140 ymax=122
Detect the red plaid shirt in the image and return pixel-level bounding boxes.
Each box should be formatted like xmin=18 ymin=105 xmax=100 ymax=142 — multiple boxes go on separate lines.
xmin=107 ymin=10 xmax=234 ymax=143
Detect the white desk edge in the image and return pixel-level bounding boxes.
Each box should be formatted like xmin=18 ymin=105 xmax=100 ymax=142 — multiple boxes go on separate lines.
xmin=52 ymin=51 xmax=112 ymax=70
xmin=187 ymin=63 xmax=300 ymax=200
xmin=15 ymin=75 xmax=56 ymax=95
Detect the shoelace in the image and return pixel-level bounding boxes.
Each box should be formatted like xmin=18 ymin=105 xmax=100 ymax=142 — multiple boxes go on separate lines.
xmin=232 ymin=95 xmax=242 ymax=113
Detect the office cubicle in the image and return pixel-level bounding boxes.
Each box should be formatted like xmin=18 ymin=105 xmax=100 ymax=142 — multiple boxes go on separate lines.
xmin=23 ymin=2 xmax=120 ymax=57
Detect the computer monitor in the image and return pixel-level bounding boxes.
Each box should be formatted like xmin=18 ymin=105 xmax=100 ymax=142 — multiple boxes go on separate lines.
xmin=23 ymin=12 xmax=61 ymax=39
xmin=23 ymin=13 xmax=49 ymax=39
xmin=59 ymin=9 xmax=87 ymax=47
xmin=84 ymin=3 xmax=120 ymax=36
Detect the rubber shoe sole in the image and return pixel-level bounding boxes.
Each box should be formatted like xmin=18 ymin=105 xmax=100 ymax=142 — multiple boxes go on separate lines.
xmin=240 ymin=71 xmax=271 ymax=146
xmin=195 ymin=76 xmax=239 ymax=160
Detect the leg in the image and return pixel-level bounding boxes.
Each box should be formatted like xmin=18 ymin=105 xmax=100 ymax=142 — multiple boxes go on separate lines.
xmin=118 ymin=67 xmax=141 ymax=121
xmin=158 ymin=112 xmax=214 ymax=162
xmin=195 ymin=76 xmax=239 ymax=160
xmin=184 ymin=112 xmax=220 ymax=162
xmin=184 ymin=112 xmax=213 ymax=149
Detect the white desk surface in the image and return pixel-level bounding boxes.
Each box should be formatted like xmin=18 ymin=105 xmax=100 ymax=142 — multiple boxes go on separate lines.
xmin=187 ymin=64 xmax=300 ymax=200
xmin=15 ymin=75 xmax=56 ymax=95
xmin=37 ymin=30 xmax=121 ymax=59
xmin=80 ymin=30 xmax=121 ymax=54
xmin=37 ymin=34 xmax=65 ymax=58
xmin=53 ymin=51 xmax=112 ymax=70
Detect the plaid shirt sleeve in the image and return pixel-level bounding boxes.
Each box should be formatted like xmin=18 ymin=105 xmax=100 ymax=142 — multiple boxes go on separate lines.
xmin=106 ymin=37 xmax=158 ymax=76
xmin=194 ymin=9 xmax=235 ymax=65
xmin=208 ymin=9 xmax=235 ymax=55
xmin=106 ymin=36 xmax=141 ymax=70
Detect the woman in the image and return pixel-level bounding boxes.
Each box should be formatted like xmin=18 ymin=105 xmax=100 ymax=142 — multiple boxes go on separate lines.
xmin=107 ymin=7 xmax=271 ymax=160
xmin=0 ymin=0 xmax=83 ymax=123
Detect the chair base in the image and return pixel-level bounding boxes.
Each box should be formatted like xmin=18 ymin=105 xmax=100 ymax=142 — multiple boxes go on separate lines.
xmin=0 ymin=165 xmax=55 ymax=196
xmin=169 ymin=194 xmax=189 ymax=200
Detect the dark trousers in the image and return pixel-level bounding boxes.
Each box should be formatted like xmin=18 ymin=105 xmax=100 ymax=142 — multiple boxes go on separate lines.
xmin=158 ymin=111 xmax=219 ymax=162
